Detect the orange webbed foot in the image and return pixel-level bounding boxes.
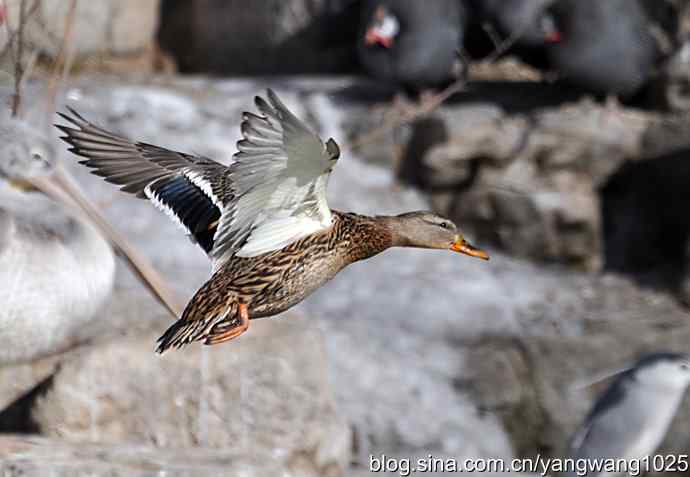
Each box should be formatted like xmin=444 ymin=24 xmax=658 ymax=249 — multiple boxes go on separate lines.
xmin=204 ymin=303 xmax=249 ymax=346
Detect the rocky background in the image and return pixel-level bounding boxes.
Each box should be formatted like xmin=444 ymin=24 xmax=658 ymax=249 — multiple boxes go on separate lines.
xmin=0 ymin=1 xmax=689 ymax=477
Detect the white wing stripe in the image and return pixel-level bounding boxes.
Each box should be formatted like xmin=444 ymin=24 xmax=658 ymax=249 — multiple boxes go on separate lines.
xmin=183 ymin=169 xmax=224 ymax=209
xmin=144 ymin=184 xmax=192 ymax=235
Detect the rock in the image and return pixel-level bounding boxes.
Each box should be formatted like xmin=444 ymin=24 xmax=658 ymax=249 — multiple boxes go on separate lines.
xmin=463 ymin=272 xmax=690 ymax=462
xmin=601 ymin=145 xmax=690 ymax=303
xmin=661 ymin=41 xmax=690 ymax=112
xmin=0 ymin=0 xmax=160 ymax=73
xmin=0 ymin=435 xmax=293 ymax=476
xmin=0 ymin=356 xmax=59 ymax=428
xmin=681 ymin=265 xmax=690 ymax=307
xmin=404 ymin=99 xmax=652 ymax=269
xmin=30 ymin=314 xmax=350 ymax=476
xmin=638 ymin=0 xmax=690 ymax=111
xmin=640 ymin=113 xmax=690 ymax=156
xmin=0 ymin=187 xmax=115 ymax=364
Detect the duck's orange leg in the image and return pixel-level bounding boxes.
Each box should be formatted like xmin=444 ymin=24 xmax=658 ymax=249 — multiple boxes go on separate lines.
xmin=204 ymin=303 xmax=249 ymax=345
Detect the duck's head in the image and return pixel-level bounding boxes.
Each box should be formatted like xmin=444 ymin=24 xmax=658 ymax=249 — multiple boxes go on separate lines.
xmin=364 ymin=5 xmax=400 ymax=49
xmin=385 ymin=211 xmax=489 ymax=260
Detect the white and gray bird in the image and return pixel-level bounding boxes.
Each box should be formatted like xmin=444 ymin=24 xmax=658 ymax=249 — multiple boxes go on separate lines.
xmin=0 ymin=114 xmax=115 ymax=364
xmin=568 ymin=352 xmax=690 ymax=477
xmin=0 ymin=113 xmax=53 ymax=181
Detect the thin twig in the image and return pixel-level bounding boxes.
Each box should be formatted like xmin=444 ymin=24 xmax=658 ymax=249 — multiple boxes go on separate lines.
xmin=482 ymin=21 xmax=503 ymax=51
xmin=480 ymin=22 xmax=525 ymax=65
xmin=28 ymin=169 xmax=184 ymax=318
xmin=0 ymin=0 xmax=14 ymax=60
xmin=11 ymin=0 xmax=25 ymax=115
xmin=345 ymin=81 xmax=465 ymax=152
xmin=483 ymin=30 xmax=522 ymax=65
xmin=4 ymin=0 xmax=40 ymax=116
xmin=0 ymin=0 xmax=41 ymax=58
xmin=345 ymin=14 xmax=530 ymax=153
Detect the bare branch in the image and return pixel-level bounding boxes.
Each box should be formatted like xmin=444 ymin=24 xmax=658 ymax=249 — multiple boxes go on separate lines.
xmin=44 ymin=0 xmax=77 ymax=117
xmin=5 ymin=0 xmax=40 ymax=117
xmin=10 ymin=0 xmax=26 ymax=116
xmin=345 ymin=18 xmax=528 ymax=154
xmin=345 ymin=81 xmax=465 ymax=152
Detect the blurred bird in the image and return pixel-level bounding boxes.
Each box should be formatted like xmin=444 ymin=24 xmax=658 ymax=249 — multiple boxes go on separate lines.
xmin=56 ymin=89 xmax=489 ymax=353
xmin=463 ymin=0 xmax=561 ymax=71
xmin=473 ymin=0 xmax=561 ymax=48
xmin=0 ymin=114 xmax=115 ymax=364
xmin=546 ymin=0 xmax=659 ymax=96
xmin=0 ymin=114 xmax=53 ymax=187
xmin=568 ymin=352 xmax=690 ymax=477
xmin=357 ymin=0 xmax=467 ymax=109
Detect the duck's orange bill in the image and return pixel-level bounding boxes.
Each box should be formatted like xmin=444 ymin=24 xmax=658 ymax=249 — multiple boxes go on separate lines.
xmin=451 ymin=239 xmax=489 ymax=261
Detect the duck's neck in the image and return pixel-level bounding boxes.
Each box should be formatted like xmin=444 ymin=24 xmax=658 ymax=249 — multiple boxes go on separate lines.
xmin=334 ymin=211 xmax=395 ymax=262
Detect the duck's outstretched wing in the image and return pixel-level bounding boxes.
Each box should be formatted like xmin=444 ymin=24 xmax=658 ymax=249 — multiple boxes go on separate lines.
xmin=211 ymin=89 xmax=340 ymax=267
xmin=56 ymin=108 xmax=231 ymax=254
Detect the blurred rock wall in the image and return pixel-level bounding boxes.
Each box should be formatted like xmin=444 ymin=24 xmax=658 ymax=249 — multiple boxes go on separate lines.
xmin=0 ymin=0 xmax=161 ymax=73
xmin=157 ymin=0 xmax=360 ymax=75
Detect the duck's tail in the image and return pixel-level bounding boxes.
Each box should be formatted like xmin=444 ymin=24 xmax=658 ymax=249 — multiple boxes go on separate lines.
xmin=155 ymin=283 xmax=245 ymax=353
xmin=155 ymin=316 xmax=214 ymax=353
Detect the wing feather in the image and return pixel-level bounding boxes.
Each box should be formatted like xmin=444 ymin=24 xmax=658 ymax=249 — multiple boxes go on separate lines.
xmin=57 ymin=108 xmax=230 ymax=254
xmin=210 ymin=89 xmax=340 ymax=266
xmin=58 ymin=90 xmax=341 ymax=267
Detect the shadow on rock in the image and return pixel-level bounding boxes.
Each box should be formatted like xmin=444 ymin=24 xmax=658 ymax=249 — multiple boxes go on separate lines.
xmin=601 ymin=147 xmax=690 ymax=296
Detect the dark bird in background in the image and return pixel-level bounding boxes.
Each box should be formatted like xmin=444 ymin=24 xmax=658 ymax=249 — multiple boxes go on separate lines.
xmin=56 ymin=90 xmax=489 ymax=353
xmin=357 ymin=0 xmax=467 ymax=107
xmin=464 ymin=0 xmax=561 ymax=70
xmin=545 ymin=0 xmax=659 ymax=97
xmin=473 ymin=0 xmax=561 ymax=48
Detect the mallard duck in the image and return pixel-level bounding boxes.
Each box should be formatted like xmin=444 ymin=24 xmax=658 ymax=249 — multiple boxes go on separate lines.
xmin=56 ymin=89 xmax=488 ymax=353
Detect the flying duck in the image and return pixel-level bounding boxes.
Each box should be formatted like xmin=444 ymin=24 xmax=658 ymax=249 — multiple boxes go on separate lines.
xmin=56 ymin=89 xmax=489 ymax=353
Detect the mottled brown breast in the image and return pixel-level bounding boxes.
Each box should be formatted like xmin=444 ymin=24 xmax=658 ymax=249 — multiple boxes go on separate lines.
xmin=217 ymin=211 xmax=393 ymax=318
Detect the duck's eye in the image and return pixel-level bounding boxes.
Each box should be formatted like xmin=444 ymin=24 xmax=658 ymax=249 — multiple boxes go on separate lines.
xmin=438 ymin=222 xmax=449 ymax=229
xmin=681 ymin=363 xmax=689 ymax=371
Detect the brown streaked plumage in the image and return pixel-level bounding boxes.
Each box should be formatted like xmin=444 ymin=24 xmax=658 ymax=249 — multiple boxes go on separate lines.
xmin=56 ymin=89 xmax=489 ymax=353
